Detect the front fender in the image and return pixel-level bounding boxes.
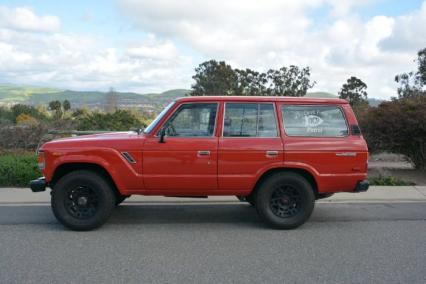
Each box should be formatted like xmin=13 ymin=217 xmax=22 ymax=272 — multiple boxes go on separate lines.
xmin=44 ymin=147 xmax=143 ymax=193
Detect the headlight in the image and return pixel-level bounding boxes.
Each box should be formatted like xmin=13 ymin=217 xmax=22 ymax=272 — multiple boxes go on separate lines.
xmin=37 ymin=150 xmax=45 ymax=170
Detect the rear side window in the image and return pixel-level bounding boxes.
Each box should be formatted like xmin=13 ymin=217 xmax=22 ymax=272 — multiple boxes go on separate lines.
xmin=223 ymin=103 xmax=278 ymax=137
xmin=281 ymin=105 xmax=348 ymax=137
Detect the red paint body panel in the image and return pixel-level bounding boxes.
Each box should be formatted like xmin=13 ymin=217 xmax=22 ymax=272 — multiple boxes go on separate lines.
xmin=39 ymin=96 xmax=368 ymax=196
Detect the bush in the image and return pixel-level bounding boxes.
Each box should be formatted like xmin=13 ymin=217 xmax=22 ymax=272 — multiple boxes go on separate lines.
xmin=0 ymin=123 xmax=49 ymax=150
xmin=0 ymin=151 xmax=41 ymax=187
xmin=362 ymin=96 xmax=426 ymax=169
xmin=77 ymin=109 xmax=145 ymax=131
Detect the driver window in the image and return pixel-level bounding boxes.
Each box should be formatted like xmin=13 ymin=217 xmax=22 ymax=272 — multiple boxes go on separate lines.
xmin=160 ymin=103 xmax=218 ymax=137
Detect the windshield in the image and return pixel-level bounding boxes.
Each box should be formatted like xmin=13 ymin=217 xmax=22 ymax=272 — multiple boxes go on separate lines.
xmin=143 ymin=101 xmax=175 ymax=134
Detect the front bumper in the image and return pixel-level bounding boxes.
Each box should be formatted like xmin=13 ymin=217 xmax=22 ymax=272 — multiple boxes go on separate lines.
xmin=30 ymin=177 xmax=47 ymax=192
xmin=354 ymin=180 xmax=369 ymax=192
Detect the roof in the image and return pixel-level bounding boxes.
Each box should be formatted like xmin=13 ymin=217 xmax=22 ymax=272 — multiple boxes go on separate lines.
xmin=176 ymin=96 xmax=348 ymax=104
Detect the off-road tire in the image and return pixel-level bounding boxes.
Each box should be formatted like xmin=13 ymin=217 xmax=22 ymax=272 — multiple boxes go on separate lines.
xmin=51 ymin=170 xmax=116 ymax=231
xmin=255 ymin=172 xmax=315 ymax=229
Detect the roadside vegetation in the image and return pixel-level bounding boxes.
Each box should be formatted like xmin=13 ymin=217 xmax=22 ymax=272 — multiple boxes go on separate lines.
xmin=0 ymin=47 xmax=425 ymax=187
xmin=0 ymin=151 xmax=40 ymax=187
xmin=369 ymin=175 xmax=413 ymax=186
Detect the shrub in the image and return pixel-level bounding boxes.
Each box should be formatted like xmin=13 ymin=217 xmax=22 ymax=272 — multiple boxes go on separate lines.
xmin=16 ymin=113 xmax=39 ymax=125
xmin=76 ymin=109 xmax=145 ymax=131
xmin=0 ymin=123 xmax=48 ymax=150
xmin=11 ymin=104 xmax=47 ymax=122
xmin=0 ymin=151 xmax=41 ymax=187
xmin=362 ymin=96 xmax=426 ymax=169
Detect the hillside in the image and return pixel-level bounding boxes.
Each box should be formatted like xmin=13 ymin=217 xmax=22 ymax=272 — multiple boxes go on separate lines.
xmin=0 ymin=85 xmax=191 ymax=111
xmin=0 ymin=84 xmax=384 ymax=110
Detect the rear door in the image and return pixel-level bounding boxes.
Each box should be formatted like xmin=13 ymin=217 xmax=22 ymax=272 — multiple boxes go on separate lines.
xmin=218 ymin=102 xmax=283 ymax=193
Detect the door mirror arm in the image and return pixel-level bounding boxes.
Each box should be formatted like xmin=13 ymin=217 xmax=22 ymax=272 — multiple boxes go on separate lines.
xmin=159 ymin=128 xmax=166 ymax=143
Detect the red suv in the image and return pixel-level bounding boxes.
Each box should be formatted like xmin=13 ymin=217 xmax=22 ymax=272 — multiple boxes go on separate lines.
xmin=30 ymin=96 xmax=369 ymax=231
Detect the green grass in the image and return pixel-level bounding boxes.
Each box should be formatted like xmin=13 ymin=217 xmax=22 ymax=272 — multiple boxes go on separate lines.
xmin=0 ymin=151 xmax=41 ymax=187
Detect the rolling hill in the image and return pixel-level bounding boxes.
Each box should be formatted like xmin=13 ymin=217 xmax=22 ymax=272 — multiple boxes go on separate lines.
xmin=0 ymin=84 xmax=384 ymax=110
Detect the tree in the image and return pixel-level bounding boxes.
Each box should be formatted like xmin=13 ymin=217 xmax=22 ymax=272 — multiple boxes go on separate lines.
xmin=48 ymin=100 xmax=63 ymax=119
xmin=191 ymin=60 xmax=238 ymax=96
xmin=63 ymin=100 xmax=71 ymax=111
xmin=266 ymin=66 xmax=315 ymax=96
xmin=235 ymin=68 xmax=267 ymax=96
xmin=48 ymin=100 xmax=61 ymax=112
xmin=395 ymin=47 xmax=426 ymax=98
xmin=191 ymin=60 xmax=315 ymax=96
xmin=339 ymin=76 xmax=368 ymax=107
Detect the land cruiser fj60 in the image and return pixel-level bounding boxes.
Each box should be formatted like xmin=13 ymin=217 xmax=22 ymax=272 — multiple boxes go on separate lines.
xmin=30 ymin=96 xmax=369 ymax=231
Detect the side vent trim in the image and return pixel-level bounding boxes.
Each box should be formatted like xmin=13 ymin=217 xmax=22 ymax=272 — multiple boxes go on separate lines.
xmin=121 ymin=152 xmax=136 ymax=164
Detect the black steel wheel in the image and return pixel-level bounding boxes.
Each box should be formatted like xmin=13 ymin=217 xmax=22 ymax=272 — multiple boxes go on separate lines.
xmin=269 ymin=185 xmax=302 ymax=218
xmin=52 ymin=170 xmax=116 ymax=231
xmin=64 ymin=185 xmax=99 ymax=219
xmin=255 ymin=172 xmax=315 ymax=229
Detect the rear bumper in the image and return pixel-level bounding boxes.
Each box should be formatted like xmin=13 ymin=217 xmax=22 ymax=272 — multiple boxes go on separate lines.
xmin=30 ymin=177 xmax=47 ymax=192
xmin=354 ymin=180 xmax=369 ymax=192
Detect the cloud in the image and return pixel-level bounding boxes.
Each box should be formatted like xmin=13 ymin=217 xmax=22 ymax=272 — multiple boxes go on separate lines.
xmin=0 ymin=6 xmax=60 ymax=33
xmin=0 ymin=6 xmax=193 ymax=93
xmin=117 ymin=0 xmax=425 ymax=99
xmin=379 ymin=1 xmax=426 ymax=52
xmin=1 ymin=2 xmax=426 ymax=98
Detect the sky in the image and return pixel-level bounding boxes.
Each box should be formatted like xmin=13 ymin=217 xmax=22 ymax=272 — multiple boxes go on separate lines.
xmin=0 ymin=0 xmax=425 ymax=99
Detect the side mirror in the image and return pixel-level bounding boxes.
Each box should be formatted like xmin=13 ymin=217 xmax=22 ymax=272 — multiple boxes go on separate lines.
xmin=159 ymin=127 xmax=166 ymax=143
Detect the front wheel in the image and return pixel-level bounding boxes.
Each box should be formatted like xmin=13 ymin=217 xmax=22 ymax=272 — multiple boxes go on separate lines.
xmin=51 ymin=170 xmax=116 ymax=231
xmin=255 ymin=172 xmax=315 ymax=229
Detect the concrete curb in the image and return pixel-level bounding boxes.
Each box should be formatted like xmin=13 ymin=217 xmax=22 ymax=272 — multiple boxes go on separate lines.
xmin=1 ymin=186 xmax=426 ymax=204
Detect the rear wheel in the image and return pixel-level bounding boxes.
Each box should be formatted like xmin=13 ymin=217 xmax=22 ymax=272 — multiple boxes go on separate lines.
xmin=255 ymin=172 xmax=315 ymax=229
xmin=51 ymin=170 xmax=116 ymax=231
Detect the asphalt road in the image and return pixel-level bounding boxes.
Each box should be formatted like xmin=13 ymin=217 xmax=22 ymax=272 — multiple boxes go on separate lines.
xmin=0 ymin=202 xmax=425 ymax=283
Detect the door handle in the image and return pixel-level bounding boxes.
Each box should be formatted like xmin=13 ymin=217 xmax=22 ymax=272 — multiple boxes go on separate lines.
xmin=198 ymin=150 xmax=210 ymax=156
xmin=266 ymin=150 xmax=279 ymax=157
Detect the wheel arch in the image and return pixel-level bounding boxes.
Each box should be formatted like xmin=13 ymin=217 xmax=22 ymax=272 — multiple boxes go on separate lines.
xmin=50 ymin=162 xmax=122 ymax=197
xmin=251 ymin=167 xmax=319 ymax=198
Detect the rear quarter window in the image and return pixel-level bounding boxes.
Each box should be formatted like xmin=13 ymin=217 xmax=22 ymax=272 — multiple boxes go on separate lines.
xmin=281 ymin=105 xmax=348 ymax=137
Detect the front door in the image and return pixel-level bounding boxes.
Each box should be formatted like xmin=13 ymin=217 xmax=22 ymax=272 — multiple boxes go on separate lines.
xmin=143 ymin=102 xmax=219 ymax=192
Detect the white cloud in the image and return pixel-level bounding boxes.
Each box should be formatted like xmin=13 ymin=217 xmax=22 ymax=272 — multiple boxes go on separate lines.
xmin=118 ymin=0 xmax=425 ymax=99
xmin=379 ymin=1 xmax=426 ymax=52
xmin=126 ymin=35 xmax=179 ymax=60
xmin=1 ymin=2 xmax=426 ymax=99
xmin=0 ymin=6 xmax=60 ymax=33
xmin=0 ymin=6 xmax=192 ymax=93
